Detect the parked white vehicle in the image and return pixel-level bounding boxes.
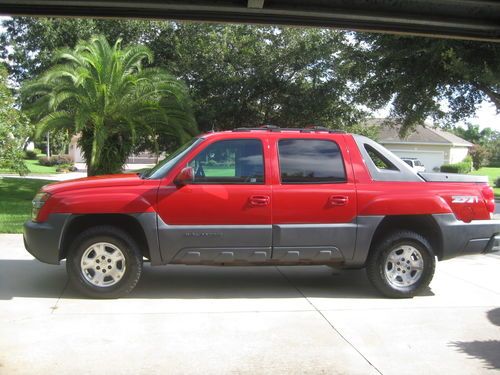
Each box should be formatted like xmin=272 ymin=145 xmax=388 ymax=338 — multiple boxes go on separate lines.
xmin=401 ymin=158 xmax=426 ymax=172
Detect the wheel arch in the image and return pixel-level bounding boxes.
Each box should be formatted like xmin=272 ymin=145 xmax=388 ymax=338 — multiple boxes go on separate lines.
xmin=368 ymin=215 xmax=443 ymax=260
xmin=60 ymin=214 xmax=151 ymax=262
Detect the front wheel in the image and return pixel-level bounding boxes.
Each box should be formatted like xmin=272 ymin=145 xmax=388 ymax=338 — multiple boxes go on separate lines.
xmin=366 ymin=230 xmax=436 ymax=298
xmin=66 ymin=226 xmax=143 ymax=298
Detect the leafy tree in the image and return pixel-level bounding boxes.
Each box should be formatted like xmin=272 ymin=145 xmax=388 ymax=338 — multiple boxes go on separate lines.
xmin=168 ymin=24 xmax=363 ymax=132
xmin=348 ymin=33 xmax=500 ymax=134
xmin=22 ymin=36 xmax=196 ymax=176
xmin=469 ymin=144 xmax=490 ymax=170
xmin=0 ymin=64 xmax=31 ymax=175
xmin=452 ymin=123 xmax=497 ymax=146
xmin=451 ymin=123 xmax=500 ymax=167
xmin=2 ymin=18 xmax=364 ymax=136
xmin=0 ymin=17 xmax=175 ymax=82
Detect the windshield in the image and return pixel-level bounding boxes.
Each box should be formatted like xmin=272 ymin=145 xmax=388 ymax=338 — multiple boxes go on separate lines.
xmin=143 ymin=137 xmax=204 ymax=179
xmin=403 ymin=160 xmax=413 ymax=167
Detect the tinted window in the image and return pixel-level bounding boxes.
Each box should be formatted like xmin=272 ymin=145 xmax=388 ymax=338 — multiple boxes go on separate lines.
xmin=188 ymin=139 xmax=264 ymax=184
xmin=278 ymin=139 xmax=346 ymax=183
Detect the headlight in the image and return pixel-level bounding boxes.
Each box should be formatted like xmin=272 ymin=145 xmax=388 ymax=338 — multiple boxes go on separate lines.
xmin=32 ymin=192 xmax=51 ymax=222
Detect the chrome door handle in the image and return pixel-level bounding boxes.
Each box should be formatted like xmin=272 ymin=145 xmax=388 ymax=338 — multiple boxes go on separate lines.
xmin=329 ymin=195 xmax=348 ymax=206
xmin=249 ymin=195 xmax=270 ymax=207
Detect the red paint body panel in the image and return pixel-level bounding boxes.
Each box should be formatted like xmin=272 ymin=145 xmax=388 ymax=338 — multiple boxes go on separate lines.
xmin=35 ymin=131 xmax=493 ymax=224
xmin=38 ymin=178 xmax=159 ymax=222
xmin=157 ymin=184 xmax=272 ymax=225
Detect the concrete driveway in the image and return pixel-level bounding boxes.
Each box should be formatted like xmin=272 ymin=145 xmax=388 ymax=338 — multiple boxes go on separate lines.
xmin=1 ymin=234 xmax=499 ymax=375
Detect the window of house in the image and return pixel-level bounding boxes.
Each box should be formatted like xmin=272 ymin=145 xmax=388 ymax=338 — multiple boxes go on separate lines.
xmin=278 ymin=139 xmax=346 ymax=183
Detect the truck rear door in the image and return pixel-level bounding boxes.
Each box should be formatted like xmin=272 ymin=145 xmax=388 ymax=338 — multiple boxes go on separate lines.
xmin=270 ymin=134 xmax=357 ymax=263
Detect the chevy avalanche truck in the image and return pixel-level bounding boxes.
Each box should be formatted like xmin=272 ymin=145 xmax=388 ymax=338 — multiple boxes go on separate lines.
xmin=24 ymin=126 xmax=500 ymax=298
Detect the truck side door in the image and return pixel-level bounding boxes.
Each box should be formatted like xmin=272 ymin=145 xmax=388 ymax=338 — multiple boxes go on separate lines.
xmin=156 ymin=137 xmax=273 ymax=264
xmin=270 ymin=134 xmax=357 ymax=263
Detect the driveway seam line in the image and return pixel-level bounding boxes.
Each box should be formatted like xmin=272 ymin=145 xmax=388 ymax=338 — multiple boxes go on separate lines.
xmin=51 ymin=278 xmax=69 ymax=314
xmin=275 ymin=266 xmax=383 ymax=375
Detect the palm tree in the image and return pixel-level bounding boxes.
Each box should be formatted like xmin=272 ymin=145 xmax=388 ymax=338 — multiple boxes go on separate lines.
xmin=22 ymin=35 xmax=197 ymax=176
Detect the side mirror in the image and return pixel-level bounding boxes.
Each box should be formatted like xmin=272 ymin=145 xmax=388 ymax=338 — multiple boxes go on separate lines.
xmin=174 ymin=166 xmax=194 ymax=186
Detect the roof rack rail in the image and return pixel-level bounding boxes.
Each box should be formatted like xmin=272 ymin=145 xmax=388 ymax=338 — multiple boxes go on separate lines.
xmin=232 ymin=125 xmax=345 ymax=134
xmin=233 ymin=124 xmax=281 ymax=132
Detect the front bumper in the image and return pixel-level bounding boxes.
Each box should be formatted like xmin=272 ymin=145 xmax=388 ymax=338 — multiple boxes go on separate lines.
xmin=433 ymin=214 xmax=500 ymax=260
xmin=23 ymin=214 xmax=71 ymax=265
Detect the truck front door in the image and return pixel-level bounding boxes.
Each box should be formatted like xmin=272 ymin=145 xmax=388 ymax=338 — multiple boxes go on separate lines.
xmin=156 ymin=137 xmax=273 ymax=264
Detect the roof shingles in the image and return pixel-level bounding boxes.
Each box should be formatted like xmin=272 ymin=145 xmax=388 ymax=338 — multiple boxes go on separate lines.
xmin=364 ymin=118 xmax=473 ymax=147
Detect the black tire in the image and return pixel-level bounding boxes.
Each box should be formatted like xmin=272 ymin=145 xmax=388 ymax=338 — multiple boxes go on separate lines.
xmin=366 ymin=230 xmax=436 ymax=298
xmin=66 ymin=226 xmax=143 ymax=299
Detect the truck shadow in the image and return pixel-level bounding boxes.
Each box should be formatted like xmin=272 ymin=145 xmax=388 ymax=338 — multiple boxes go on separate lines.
xmin=0 ymin=259 xmax=434 ymax=300
xmin=449 ymin=308 xmax=500 ymax=371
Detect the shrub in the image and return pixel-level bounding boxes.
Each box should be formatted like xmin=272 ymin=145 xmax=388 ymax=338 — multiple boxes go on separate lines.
xmin=440 ymin=162 xmax=471 ymax=174
xmin=37 ymin=156 xmax=50 ymax=166
xmin=56 ymin=164 xmax=77 ymax=173
xmin=495 ymin=177 xmax=500 ymax=188
xmin=38 ymin=154 xmax=73 ymax=166
xmin=24 ymin=150 xmax=38 ymax=160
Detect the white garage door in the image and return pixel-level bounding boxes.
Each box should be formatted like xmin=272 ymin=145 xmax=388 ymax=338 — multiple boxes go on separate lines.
xmin=390 ymin=150 xmax=445 ymax=172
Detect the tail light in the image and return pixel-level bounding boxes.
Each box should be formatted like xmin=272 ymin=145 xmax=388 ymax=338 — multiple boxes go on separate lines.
xmin=481 ymin=185 xmax=495 ymax=215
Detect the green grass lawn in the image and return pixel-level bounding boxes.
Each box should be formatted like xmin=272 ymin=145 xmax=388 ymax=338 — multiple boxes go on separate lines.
xmin=0 ymin=177 xmax=53 ymax=233
xmin=470 ymin=167 xmax=500 ymax=198
xmin=204 ymin=166 xmax=235 ymax=177
xmin=0 ymin=159 xmax=59 ymax=175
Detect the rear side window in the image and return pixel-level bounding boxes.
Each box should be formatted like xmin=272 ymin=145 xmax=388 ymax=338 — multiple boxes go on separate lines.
xmin=365 ymin=144 xmax=399 ymax=171
xmin=278 ymin=139 xmax=346 ymax=184
xmin=188 ymin=139 xmax=264 ymax=184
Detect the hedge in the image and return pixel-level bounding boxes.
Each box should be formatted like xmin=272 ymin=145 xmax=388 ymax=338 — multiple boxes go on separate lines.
xmin=440 ymin=162 xmax=471 ymax=174
xmin=38 ymin=154 xmax=73 ymax=166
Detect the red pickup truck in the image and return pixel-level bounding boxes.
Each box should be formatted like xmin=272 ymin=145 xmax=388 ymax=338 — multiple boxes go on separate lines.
xmin=24 ymin=126 xmax=500 ymax=298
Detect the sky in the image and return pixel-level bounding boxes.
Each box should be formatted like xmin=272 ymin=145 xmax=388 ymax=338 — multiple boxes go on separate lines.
xmin=0 ymin=16 xmax=498 ymax=131
xmin=374 ymin=101 xmax=500 ymax=131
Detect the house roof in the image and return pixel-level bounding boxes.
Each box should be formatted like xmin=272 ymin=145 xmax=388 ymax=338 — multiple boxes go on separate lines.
xmin=364 ymin=118 xmax=473 ymax=147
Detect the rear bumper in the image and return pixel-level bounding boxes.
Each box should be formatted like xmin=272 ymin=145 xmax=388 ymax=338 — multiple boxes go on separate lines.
xmin=433 ymin=214 xmax=500 ymax=260
xmin=485 ymin=234 xmax=500 ymax=254
xmin=23 ymin=214 xmax=71 ymax=265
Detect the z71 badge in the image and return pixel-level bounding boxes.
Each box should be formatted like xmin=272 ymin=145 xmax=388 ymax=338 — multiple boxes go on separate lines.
xmin=452 ymin=196 xmax=479 ymax=203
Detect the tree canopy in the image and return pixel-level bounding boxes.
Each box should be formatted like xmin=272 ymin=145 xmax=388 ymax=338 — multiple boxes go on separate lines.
xmin=348 ymin=33 xmax=500 ymax=133
xmin=0 ymin=64 xmax=31 ymax=175
xmin=1 ymin=17 xmax=499 ymax=138
xmin=22 ymin=36 xmax=196 ymax=176
xmin=1 ymin=18 xmax=365 ymax=134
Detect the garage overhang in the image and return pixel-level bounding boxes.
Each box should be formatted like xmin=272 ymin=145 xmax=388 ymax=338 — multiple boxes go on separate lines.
xmin=0 ymin=0 xmax=499 ymax=42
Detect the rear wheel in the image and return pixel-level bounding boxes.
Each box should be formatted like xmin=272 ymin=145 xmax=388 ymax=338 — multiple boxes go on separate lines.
xmin=366 ymin=230 xmax=436 ymax=298
xmin=66 ymin=226 xmax=143 ymax=298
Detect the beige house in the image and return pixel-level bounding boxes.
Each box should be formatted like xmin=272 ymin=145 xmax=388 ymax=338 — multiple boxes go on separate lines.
xmin=366 ymin=119 xmax=473 ymax=172
xmin=68 ymin=134 xmax=158 ymax=165
xmin=68 ymin=135 xmax=85 ymax=163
